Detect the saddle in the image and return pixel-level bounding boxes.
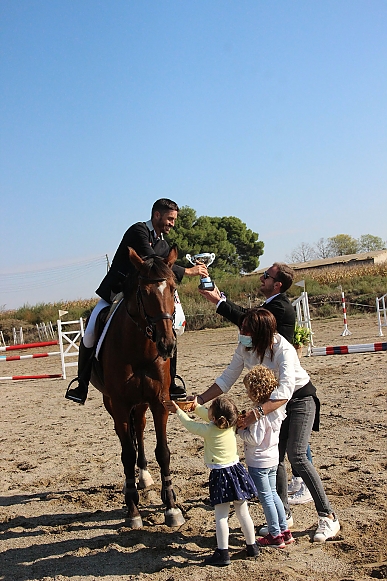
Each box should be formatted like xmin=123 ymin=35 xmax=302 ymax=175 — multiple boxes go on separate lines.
xmin=90 ymin=294 xmax=124 ymax=388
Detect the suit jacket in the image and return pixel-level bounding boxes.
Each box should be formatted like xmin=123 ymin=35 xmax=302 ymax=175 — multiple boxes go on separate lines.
xmin=96 ymin=221 xmax=185 ymax=303
xmin=216 ymin=293 xmax=296 ymax=344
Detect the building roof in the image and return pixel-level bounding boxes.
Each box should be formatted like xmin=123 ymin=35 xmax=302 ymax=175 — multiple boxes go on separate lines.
xmin=253 ymin=249 xmax=387 ymax=274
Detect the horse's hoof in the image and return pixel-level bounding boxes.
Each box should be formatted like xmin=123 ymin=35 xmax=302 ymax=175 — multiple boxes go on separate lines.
xmin=164 ymin=507 xmax=185 ymax=527
xmin=126 ymin=515 xmax=143 ymax=529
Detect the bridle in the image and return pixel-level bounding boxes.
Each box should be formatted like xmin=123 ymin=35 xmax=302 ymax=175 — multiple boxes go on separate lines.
xmin=125 ymin=274 xmax=175 ymax=342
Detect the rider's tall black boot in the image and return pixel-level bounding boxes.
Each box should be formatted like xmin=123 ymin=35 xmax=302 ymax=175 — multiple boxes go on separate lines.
xmin=169 ymin=352 xmax=187 ymax=400
xmin=65 ymin=340 xmax=94 ymax=404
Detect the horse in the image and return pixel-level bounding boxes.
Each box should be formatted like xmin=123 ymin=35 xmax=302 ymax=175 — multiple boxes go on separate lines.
xmin=90 ymin=245 xmax=185 ymax=528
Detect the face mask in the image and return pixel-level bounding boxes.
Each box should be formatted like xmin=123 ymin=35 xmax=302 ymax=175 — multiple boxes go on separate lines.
xmin=238 ymin=334 xmax=253 ymax=348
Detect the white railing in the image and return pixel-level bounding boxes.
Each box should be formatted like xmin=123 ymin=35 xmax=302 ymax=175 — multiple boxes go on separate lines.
xmin=292 ymin=291 xmax=314 ymax=354
xmin=376 ymin=293 xmax=387 ymax=337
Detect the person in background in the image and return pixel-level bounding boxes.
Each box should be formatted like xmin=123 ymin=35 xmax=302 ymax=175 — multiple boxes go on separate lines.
xmin=65 ymin=198 xmax=208 ymax=405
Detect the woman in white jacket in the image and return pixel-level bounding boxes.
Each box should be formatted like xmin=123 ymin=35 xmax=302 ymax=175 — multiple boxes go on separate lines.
xmin=194 ymin=308 xmax=340 ymax=543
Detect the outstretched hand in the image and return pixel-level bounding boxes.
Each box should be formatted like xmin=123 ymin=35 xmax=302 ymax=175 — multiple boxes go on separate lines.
xmin=185 ymin=263 xmax=209 ymax=278
xmin=198 ymin=285 xmax=222 ymax=304
xmin=164 ymin=400 xmax=179 ymax=413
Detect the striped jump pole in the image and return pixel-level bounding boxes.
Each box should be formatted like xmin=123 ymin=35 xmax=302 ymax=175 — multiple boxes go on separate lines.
xmin=0 ymin=374 xmax=62 ymax=381
xmin=0 ymin=318 xmax=83 ymax=381
xmin=0 ymin=341 xmax=58 ymax=352
xmin=0 ymin=351 xmax=61 ymax=362
xmin=311 ymin=341 xmax=387 ymax=356
xmin=339 ymin=287 xmax=351 ymax=336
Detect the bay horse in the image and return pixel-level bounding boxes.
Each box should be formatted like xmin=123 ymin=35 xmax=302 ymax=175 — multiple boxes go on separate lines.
xmin=90 ymin=245 xmax=185 ymax=528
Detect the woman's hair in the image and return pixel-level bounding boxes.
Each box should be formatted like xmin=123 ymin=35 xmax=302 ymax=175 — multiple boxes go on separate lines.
xmin=210 ymin=395 xmax=238 ymax=430
xmin=241 ymin=308 xmax=277 ymax=362
xmin=243 ymin=365 xmax=278 ymax=405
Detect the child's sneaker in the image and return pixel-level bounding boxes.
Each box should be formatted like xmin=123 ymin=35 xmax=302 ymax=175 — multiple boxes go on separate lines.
xmin=289 ymin=482 xmax=313 ymax=505
xmin=246 ymin=542 xmax=260 ymax=557
xmin=288 ymin=475 xmax=302 ymax=495
xmin=258 ymin=513 xmax=293 ymax=536
xmin=313 ymin=515 xmax=340 ymax=542
xmin=258 ymin=533 xmax=285 ymax=549
xmin=282 ymin=529 xmax=295 ymax=545
xmin=204 ymin=548 xmax=231 ymax=566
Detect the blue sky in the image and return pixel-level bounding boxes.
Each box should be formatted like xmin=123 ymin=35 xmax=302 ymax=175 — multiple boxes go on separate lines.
xmin=1 ymin=0 xmax=386 ymax=309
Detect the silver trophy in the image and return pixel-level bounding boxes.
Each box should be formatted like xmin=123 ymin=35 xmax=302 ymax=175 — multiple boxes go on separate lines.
xmin=186 ymin=252 xmax=216 ymax=291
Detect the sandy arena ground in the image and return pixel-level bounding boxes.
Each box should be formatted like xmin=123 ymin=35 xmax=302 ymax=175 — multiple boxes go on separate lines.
xmin=1 ymin=314 xmax=386 ymax=581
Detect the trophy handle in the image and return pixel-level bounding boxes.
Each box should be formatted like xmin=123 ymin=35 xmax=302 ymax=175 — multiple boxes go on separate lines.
xmin=185 ymin=254 xmax=193 ymax=265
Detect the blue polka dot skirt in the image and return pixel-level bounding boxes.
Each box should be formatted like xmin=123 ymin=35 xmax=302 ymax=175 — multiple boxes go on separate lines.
xmin=209 ymin=463 xmax=258 ymax=506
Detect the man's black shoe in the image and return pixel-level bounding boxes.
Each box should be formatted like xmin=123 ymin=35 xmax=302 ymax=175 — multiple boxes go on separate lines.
xmin=65 ymin=379 xmax=88 ymax=404
xmin=169 ymin=374 xmax=187 ymax=400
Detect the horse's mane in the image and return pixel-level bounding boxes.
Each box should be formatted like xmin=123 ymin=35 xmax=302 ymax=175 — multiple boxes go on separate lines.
xmin=123 ymin=255 xmax=176 ymax=297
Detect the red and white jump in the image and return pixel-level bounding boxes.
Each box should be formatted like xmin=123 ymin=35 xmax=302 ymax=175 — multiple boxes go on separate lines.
xmin=311 ymin=341 xmax=387 ymax=356
xmin=0 ymin=318 xmax=84 ymax=382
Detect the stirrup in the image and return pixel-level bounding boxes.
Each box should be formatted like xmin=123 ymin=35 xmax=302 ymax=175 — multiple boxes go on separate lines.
xmin=65 ymin=378 xmax=87 ymax=404
xmin=170 ymin=374 xmax=187 ymax=401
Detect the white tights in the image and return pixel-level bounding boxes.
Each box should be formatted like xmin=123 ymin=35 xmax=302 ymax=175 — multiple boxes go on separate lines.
xmin=214 ymin=500 xmax=256 ymax=550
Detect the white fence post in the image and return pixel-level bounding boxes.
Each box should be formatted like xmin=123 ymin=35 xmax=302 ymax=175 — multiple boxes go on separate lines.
xmin=12 ymin=327 xmax=23 ymax=345
xmin=376 ymin=293 xmax=387 ymax=337
xmin=340 ymin=288 xmax=352 ymax=336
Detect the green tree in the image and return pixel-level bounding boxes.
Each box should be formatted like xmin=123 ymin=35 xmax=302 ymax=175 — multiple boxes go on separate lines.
xmin=327 ymin=234 xmax=359 ymax=256
xmin=358 ymin=234 xmax=386 ymax=252
xmin=167 ymin=206 xmax=264 ymax=275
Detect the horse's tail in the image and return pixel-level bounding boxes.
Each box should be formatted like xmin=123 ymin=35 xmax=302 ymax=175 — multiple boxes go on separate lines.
xmin=129 ymin=408 xmax=138 ymax=453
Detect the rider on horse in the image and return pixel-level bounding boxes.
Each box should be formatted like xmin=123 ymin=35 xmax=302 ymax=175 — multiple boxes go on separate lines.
xmin=65 ymin=198 xmax=208 ymax=405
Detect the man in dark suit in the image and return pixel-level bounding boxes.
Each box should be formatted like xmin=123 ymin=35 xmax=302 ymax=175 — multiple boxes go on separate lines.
xmin=66 ymin=198 xmax=208 ymax=405
xmin=199 ymin=262 xmax=296 ymax=342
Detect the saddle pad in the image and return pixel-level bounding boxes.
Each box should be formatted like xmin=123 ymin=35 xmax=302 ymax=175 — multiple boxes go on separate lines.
xmin=95 ymin=297 xmax=123 ymax=360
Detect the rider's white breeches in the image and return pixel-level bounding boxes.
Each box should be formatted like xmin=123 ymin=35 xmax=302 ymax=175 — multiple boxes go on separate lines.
xmin=83 ymin=298 xmax=110 ymax=348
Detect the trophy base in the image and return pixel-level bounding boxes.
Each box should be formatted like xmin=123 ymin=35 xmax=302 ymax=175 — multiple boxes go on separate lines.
xmin=199 ymin=280 xmax=215 ymax=291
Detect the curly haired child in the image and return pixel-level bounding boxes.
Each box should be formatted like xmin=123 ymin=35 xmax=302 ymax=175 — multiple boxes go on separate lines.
xmin=167 ymin=395 xmax=259 ymax=566
xmin=238 ymin=365 xmax=295 ymax=549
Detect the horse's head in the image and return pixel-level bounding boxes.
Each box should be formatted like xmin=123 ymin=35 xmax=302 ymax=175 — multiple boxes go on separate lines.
xmin=125 ymin=246 xmax=178 ymax=360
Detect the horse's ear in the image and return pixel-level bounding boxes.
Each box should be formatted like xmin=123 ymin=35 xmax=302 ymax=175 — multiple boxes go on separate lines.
xmin=128 ymin=247 xmax=145 ymax=269
xmin=165 ymin=244 xmax=178 ymax=267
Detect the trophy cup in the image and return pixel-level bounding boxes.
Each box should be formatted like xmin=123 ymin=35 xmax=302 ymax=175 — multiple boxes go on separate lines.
xmin=186 ymin=252 xmax=216 ymax=290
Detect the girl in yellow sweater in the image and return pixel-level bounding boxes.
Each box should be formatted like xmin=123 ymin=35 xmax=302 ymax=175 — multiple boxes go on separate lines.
xmin=168 ymin=395 xmax=258 ymax=566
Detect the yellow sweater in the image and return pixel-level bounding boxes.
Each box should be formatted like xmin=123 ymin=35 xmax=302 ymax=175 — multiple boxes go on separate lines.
xmin=176 ymin=404 xmax=239 ymax=467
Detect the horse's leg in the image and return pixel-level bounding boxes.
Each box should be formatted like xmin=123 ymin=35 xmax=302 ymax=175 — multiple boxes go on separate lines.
xmin=151 ymin=401 xmax=185 ymax=527
xmin=134 ymin=403 xmax=154 ymax=489
xmin=103 ymin=395 xmax=143 ymax=528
